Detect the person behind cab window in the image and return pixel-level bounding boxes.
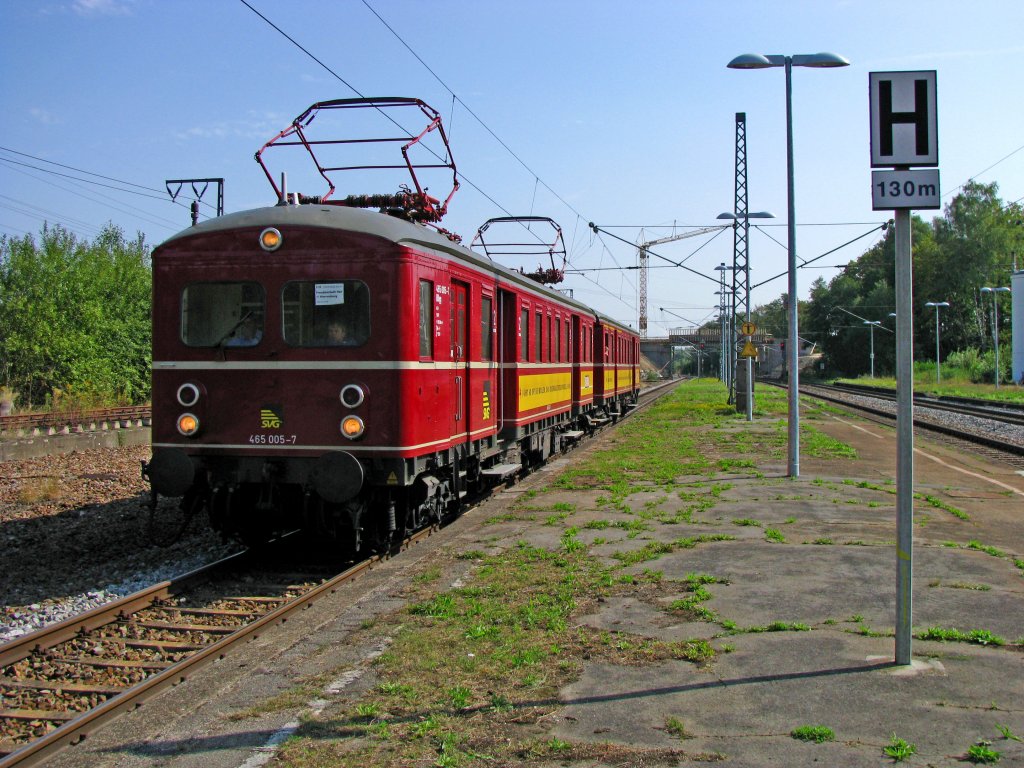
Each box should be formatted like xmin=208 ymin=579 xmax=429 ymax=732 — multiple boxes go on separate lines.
xmin=327 ymin=320 xmax=349 ymax=345
xmin=226 ymin=314 xmax=262 ymax=346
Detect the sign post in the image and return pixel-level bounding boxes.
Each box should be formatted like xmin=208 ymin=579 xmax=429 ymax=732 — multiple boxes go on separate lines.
xmin=869 ymin=70 xmax=938 ymax=666
xmin=739 ymin=322 xmax=757 ymax=421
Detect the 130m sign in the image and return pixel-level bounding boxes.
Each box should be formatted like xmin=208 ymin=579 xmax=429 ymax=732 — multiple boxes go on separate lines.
xmin=871 ymin=168 xmax=940 ymax=210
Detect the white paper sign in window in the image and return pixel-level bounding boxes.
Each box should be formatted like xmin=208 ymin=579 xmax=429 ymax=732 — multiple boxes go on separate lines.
xmin=315 ymin=283 xmax=345 ymax=305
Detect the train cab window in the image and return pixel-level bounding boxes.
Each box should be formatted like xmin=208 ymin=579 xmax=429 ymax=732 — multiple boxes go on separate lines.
xmin=419 ymin=280 xmax=434 ymax=358
xmin=555 ymin=317 xmax=562 ymax=362
xmin=181 ymin=281 xmax=265 ymax=347
xmin=282 ymin=280 xmax=370 ymax=347
xmin=520 ymin=308 xmax=529 ymax=362
xmin=481 ymin=295 xmax=493 ymax=361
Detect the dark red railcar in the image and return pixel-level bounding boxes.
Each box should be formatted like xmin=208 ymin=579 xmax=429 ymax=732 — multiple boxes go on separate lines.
xmin=144 ymin=96 xmax=640 ymax=549
xmin=145 ymin=203 xmax=639 ymax=548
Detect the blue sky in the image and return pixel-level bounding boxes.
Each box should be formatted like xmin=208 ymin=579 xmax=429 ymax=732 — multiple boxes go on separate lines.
xmin=3 ymin=0 xmax=1023 ymax=332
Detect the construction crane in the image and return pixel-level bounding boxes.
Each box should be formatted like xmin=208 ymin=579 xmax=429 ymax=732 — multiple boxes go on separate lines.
xmin=637 ymin=225 xmax=728 ymax=337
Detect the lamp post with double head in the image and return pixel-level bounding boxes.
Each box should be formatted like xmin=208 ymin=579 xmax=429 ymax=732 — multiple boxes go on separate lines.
xmin=727 ymin=51 xmax=849 ymax=477
xmin=980 ymin=287 xmax=1011 ymax=386
xmin=924 ymin=301 xmax=950 ymax=384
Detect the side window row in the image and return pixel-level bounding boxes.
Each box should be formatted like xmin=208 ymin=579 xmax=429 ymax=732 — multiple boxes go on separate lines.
xmin=416 ymin=279 xmax=628 ymax=366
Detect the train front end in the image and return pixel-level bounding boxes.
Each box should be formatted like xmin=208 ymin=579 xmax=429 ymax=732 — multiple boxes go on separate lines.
xmin=145 ymin=205 xmax=405 ymax=548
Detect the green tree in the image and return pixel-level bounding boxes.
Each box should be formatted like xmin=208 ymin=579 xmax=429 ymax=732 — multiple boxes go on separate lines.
xmin=0 ymin=223 xmax=151 ymax=408
xmin=926 ymin=180 xmax=1015 ymax=353
xmin=798 ymin=181 xmax=1021 ymax=378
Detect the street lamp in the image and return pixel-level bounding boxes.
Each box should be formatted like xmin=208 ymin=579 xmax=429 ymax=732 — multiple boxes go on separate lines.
xmin=924 ymin=301 xmax=950 ymax=384
xmin=728 ymin=51 xmax=850 ymax=477
xmin=980 ymin=287 xmax=1011 ymax=387
xmin=717 ymin=210 xmax=775 ymax=421
xmin=863 ymin=320 xmax=881 ymax=378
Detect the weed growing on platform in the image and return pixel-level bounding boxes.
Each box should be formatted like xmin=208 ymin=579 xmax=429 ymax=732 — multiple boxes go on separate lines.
xmin=665 ymin=573 xmax=727 ymax=622
xmin=801 ymin=427 xmax=858 ymax=459
xmin=791 ymin=725 xmax=835 ymax=743
xmin=996 ymin=724 xmax=1021 ymax=742
xmin=884 ymin=734 xmax=917 ymax=762
xmin=929 ymin=580 xmax=991 ymax=591
xmin=918 ymin=493 xmax=969 ymax=520
xmin=966 ymin=741 xmax=1001 ymax=763
xmin=765 ymin=528 xmax=786 ymax=543
xmin=966 ymin=540 xmax=1006 ymax=558
xmin=917 ymin=627 xmax=1005 ymax=646
xmin=746 ymin=621 xmax=811 ymax=633
xmin=665 ymin=716 xmax=692 ymax=739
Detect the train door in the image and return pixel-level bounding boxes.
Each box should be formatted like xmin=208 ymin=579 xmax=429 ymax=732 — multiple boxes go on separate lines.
xmin=499 ymin=290 xmax=518 ymax=433
xmin=450 ymin=280 xmax=470 ymax=444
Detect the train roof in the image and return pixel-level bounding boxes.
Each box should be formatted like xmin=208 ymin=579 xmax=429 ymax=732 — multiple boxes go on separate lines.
xmin=158 ymin=203 xmax=636 ymax=334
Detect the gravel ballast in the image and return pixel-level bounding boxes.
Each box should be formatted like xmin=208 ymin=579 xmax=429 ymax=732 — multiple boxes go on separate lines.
xmin=1 ymin=444 xmax=240 ymax=643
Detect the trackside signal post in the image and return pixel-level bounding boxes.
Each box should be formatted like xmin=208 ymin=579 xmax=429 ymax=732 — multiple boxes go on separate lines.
xmin=869 ymin=70 xmax=939 ymax=666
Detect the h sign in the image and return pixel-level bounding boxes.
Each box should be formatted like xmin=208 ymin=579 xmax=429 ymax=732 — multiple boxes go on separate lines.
xmin=870 ymin=71 xmax=937 ymax=167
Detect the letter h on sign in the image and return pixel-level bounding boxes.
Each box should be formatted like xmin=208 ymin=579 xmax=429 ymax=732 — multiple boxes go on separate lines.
xmin=870 ymin=71 xmax=938 ymax=168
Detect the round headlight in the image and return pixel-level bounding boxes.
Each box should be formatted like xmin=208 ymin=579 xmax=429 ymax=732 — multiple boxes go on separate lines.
xmin=177 ymin=382 xmax=201 ymax=407
xmin=340 ymin=384 xmax=365 ymax=408
xmin=340 ymin=415 xmax=365 ymax=440
xmin=259 ymin=227 xmax=282 ymax=252
xmin=177 ymin=413 xmax=200 ymax=437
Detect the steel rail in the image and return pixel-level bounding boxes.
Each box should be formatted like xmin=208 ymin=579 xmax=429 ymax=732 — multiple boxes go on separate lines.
xmin=796 ymin=382 xmax=1024 ymax=458
xmin=0 ymin=406 xmax=151 ymax=435
xmin=0 ymin=526 xmax=439 ymax=768
xmin=830 ymin=382 xmax=1024 ymax=427
xmin=0 ymin=549 xmax=253 ymax=669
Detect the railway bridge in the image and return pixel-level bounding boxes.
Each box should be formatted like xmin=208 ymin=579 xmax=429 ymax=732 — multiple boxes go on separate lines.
xmin=640 ymin=327 xmax=777 ymax=375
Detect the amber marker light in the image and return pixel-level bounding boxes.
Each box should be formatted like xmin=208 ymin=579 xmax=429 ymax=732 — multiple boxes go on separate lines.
xmin=340 ymin=415 xmax=365 ymax=440
xmin=259 ymin=227 xmax=282 ymax=251
xmin=177 ymin=413 xmax=200 ymax=437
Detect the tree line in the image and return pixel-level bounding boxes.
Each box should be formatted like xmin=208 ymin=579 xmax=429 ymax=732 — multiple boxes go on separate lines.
xmin=750 ymin=181 xmax=1022 ymax=382
xmin=0 ymin=224 xmax=151 ymax=410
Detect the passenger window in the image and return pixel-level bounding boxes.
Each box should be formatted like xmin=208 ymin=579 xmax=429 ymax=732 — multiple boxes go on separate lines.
xmin=546 ymin=315 xmax=552 ymax=363
xmin=481 ymin=295 xmax=493 ymax=362
xmin=419 ymin=280 xmax=434 ymax=358
xmin=534 ymin=313 xmax=542 ymax=362
xmin=181 ymin=281 xmax=265 ymax=347
xmin=520 ymin=307 xmax=529 ymax=362
xmin=282 ymin=280 xmax=370 ymax=347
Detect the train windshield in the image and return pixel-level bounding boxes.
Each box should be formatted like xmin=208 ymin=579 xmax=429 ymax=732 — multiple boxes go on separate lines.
xmin=181 ymin=282 xmax=265 ymax=347
xmin=282 ymin=280 xmax=370 ymax=347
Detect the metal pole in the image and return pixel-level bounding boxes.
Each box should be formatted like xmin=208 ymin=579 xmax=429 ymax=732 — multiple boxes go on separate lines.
xmin=745 ymin=216 xmax=754 ymax=422
xmin=894 ymin=206 xmax=914 ymax=665
xmin=934 ymin=306 xmax=941 ymax=384
xmin=994 ymin=299 xmax=1000 ymax=388
xmin=784 ymin=57 xmax=800 ymax=478
xmin=869 ymin=324 xmax=876 ymax=378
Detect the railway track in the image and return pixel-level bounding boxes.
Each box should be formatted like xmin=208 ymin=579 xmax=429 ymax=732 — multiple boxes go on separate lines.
xmin=794 ymin=381 xmax=1024 ymax=467
xmin=0 ymin=380 xmax=680 ymax=767
xmin=0 ymin=407 xmax=151 ymax=437
xmin=830 ymin=381 xmax=1024 ymax=427
xmin=0 ymin=534 xmax=406 ymax=767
